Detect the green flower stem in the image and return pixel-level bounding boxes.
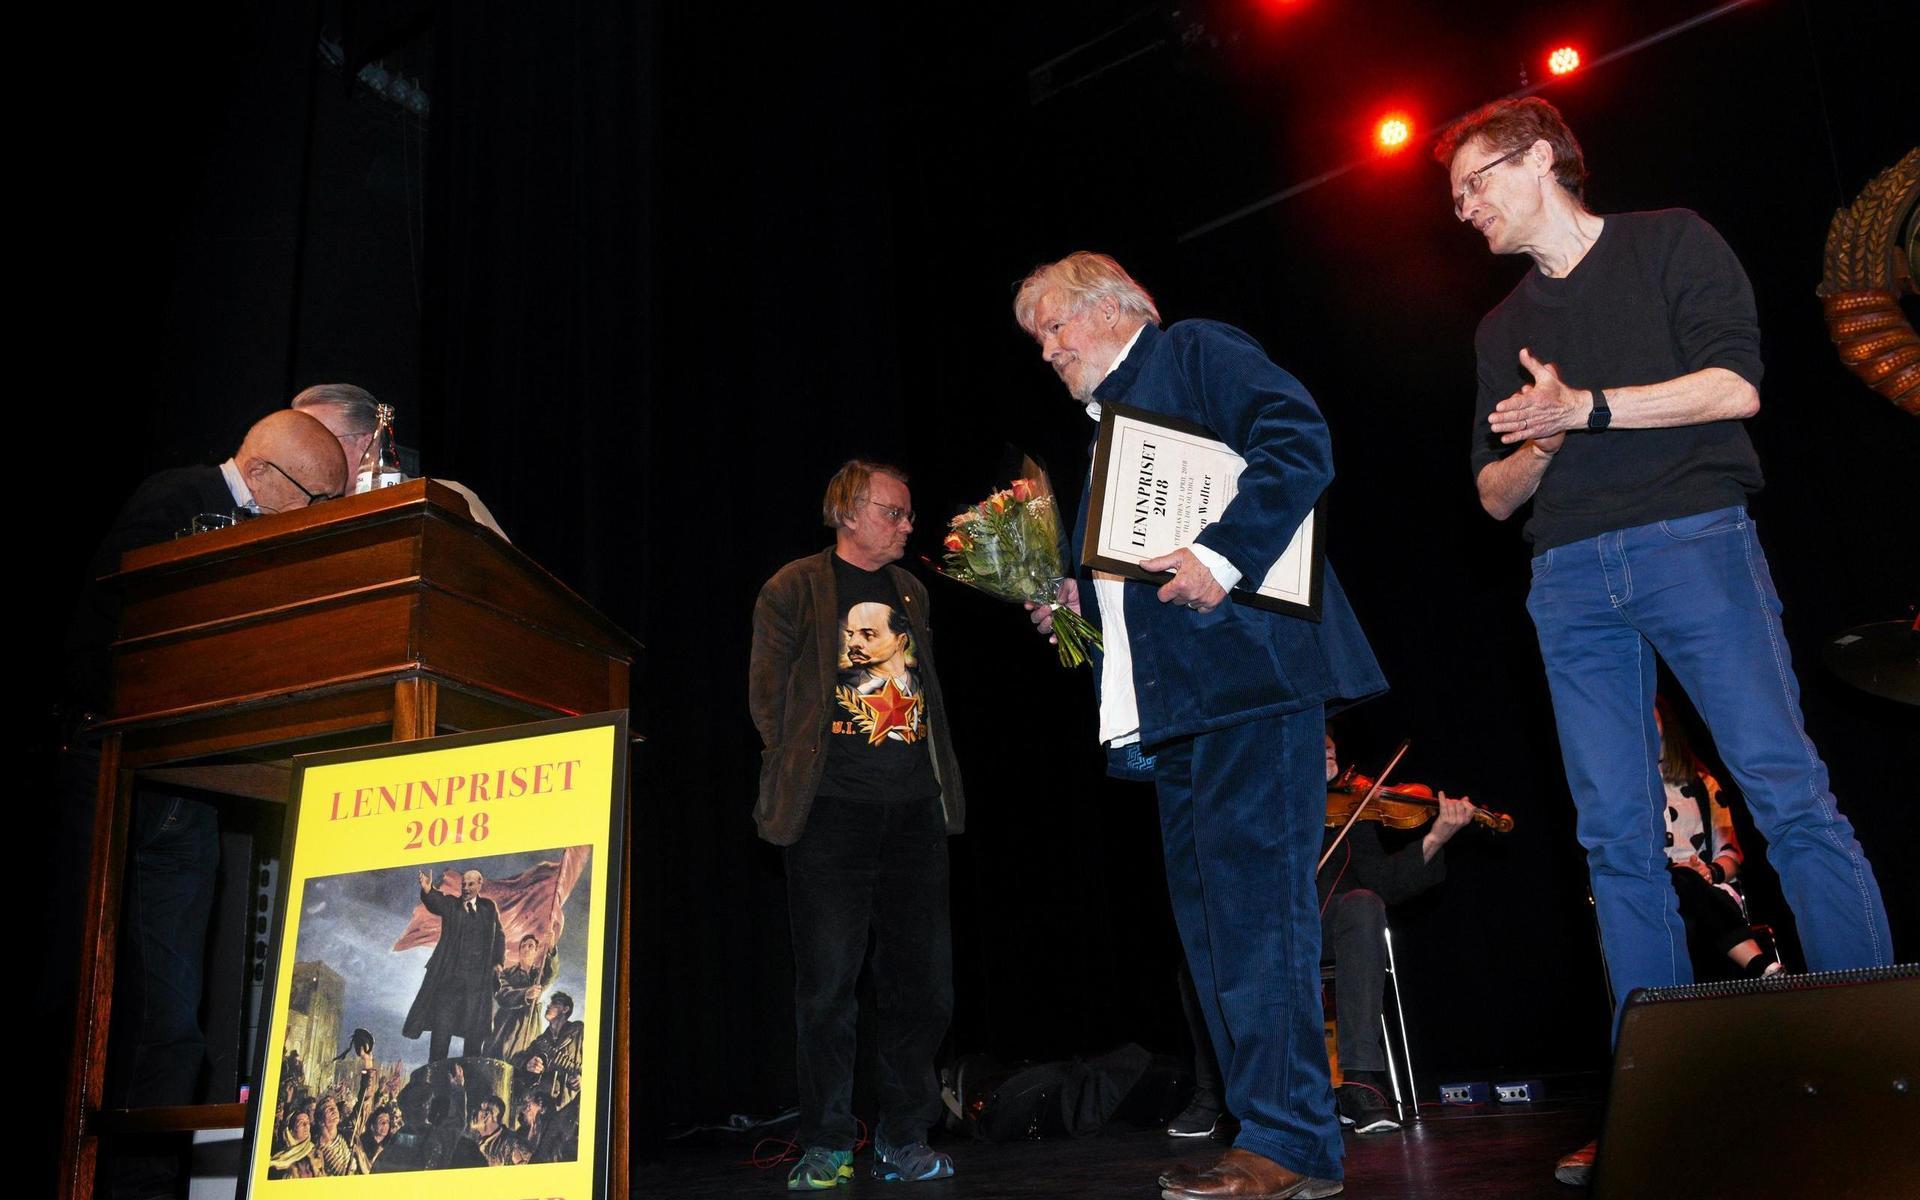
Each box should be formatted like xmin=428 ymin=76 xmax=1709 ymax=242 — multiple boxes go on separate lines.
xmin=1048 ymin=602 xmax=1103 ymax=670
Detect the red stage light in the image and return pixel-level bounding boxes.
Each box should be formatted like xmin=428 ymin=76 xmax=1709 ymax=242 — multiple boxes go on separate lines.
xmin=1548 ymin=46 xmax=1582 ymax=76
xmin=1375 ymin=115 xmax=1413 ymax=152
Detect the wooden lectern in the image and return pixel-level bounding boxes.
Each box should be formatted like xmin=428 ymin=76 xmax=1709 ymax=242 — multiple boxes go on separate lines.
xmin=59 ymin=479 xmax=640 ymax=1198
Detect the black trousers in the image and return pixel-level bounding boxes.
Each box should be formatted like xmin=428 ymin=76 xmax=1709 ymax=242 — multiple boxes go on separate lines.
xmin=109 ymin=790 xmax=220 ymax=1200
xmin=1320 ymin=889 xmax=1388 ymax=1074
xmin=428 ymin=1012 xmax=488 ymax=1061
xmin=1668 ymin=865 xmax=1753 ymax=973
xmin=785 ymin=792 xmax=952 ymax=1150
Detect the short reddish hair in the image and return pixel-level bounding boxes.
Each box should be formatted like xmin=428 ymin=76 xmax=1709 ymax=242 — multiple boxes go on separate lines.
xmin=1432 ymin=97 xmax=1588 ymax=201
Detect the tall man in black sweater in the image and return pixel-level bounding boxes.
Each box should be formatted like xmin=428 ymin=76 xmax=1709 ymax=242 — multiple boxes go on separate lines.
xmin=1436 ymin=98 xmax=1891 ymax=1184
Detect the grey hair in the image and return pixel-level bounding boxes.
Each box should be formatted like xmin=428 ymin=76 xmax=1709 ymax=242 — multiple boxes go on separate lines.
xmin=1013 ymin=252 xmax=1160 ymax=335
xmin=291 ymin=383 xmax=381 ymax=435
xmin=822 ymin=459 xmax=910 ymax=530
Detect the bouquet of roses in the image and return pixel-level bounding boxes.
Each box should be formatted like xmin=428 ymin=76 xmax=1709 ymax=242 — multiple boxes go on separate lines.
xmin=929 ymin=469 xmax=1102 ymax=668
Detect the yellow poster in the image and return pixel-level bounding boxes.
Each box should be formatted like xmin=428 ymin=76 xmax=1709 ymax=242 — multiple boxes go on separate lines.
xmin=243 ymin=713 xmax=627 ymax=1199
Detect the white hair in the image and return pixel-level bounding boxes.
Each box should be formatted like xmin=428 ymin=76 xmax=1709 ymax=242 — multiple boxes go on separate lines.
xmin=1013 ymin=251 xmax=1160 ymax=335
xmin=290 ymin=383 xmax=381 ymax=435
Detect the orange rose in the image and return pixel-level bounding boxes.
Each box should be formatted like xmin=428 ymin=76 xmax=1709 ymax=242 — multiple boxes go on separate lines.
xmin=1010 ymin=478 xmax=1039 ymax=502
xmin=944 ymin=531 xmax=970 ymax=552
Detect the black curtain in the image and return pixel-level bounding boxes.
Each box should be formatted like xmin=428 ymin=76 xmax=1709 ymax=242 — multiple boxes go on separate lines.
xmin=421 ymin=1 xmax=653 ymax=616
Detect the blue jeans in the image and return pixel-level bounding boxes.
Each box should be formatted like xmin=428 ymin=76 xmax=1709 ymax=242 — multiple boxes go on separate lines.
xmin=1526 ymin=506 xmax=1891 ymax=1017
xmin=1154 ymin=708 xmax=1341 ymax=1181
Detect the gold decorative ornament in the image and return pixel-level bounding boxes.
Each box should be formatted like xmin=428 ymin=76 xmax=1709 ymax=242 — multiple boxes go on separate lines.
xmin=1817 ymin=147 xmax=1920 ymax=416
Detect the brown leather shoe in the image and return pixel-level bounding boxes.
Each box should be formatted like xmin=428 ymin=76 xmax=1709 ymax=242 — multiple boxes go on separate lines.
xmin=1160 ymin=1147 xmax=1310 ymax=1200
xmin=1159 ymin=1161 xmax=1211 ymax=1190
xmin=1554 ymin=1139 xmax=1597 ymax=1185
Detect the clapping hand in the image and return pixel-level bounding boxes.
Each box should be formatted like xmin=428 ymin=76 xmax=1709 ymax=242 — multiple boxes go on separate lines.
xmin=1489 ymin=348 xmax=1581 ymax=447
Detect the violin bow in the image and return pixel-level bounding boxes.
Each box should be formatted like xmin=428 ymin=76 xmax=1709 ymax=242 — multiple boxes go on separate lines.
xmin=1318 ymin=739 xmax=1411 ymax=874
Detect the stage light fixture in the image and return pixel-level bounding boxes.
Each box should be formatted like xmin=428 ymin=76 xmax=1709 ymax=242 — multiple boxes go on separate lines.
xmin=1548 ymin=46 xmax=1582 ymax=76
xmin=1375 ymin=115 xmax=1413 ymax=152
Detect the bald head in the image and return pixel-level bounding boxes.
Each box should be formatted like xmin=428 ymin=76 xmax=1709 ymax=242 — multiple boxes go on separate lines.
xmin=235 ymin=410 xmax=349 ymax=514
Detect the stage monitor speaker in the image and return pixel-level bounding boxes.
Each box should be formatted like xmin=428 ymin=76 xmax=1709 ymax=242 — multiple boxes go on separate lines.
xmin=1594 ymin=963 xmax=1918 ymax=1199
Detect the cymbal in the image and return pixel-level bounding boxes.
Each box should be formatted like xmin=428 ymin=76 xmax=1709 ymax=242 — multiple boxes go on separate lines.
xmin=1822 ymin=619 xmax=1919 ymax=706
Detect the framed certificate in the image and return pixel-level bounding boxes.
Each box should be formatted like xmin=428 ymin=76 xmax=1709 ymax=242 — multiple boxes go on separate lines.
xmin=1085 ymin=402 xmax=1324 ymax=620
xmin=240 ymin=711 xmax=627 ymax=1199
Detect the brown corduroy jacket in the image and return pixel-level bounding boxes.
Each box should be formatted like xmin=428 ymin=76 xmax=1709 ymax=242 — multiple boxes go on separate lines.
xmin=748 ymin=548 xmax=966 ymax=845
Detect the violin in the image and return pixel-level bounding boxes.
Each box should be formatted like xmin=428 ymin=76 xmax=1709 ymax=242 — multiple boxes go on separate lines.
xmin=1326 ymin=771 xmax=1515 ymax=835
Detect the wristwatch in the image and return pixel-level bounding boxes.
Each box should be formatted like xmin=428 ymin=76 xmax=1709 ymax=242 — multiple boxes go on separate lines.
xmin=1587 ymin=386 xmax=1612 ymax=431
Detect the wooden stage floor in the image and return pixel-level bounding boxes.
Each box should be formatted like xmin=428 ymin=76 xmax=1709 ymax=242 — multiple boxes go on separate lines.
xmin=637 ymin=1098 xmax=1602 ymax=1199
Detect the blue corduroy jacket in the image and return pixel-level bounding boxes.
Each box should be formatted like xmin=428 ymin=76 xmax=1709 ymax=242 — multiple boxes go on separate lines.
xmin=1070 ymin=319 xmax=1387 ymax=757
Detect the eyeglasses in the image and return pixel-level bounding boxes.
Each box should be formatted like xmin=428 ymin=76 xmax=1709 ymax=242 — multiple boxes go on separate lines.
xmin=262 ymin=459 xmax=344 ymax=506
xmin=864 ymin=498 xmax=916 ymax=525
xmin=1452 ymin=145 xmax=1531 ymax=217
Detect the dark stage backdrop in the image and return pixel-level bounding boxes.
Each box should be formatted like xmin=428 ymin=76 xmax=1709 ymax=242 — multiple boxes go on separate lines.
xmin=28 ymin=0 xmax=1916 ymax=1166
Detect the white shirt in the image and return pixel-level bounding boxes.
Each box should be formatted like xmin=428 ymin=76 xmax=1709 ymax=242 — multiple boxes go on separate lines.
xmin=1084 ymin=327 xmax=1241 ymax=747
xmin=218 ymin=458 xmax=258 ymax=512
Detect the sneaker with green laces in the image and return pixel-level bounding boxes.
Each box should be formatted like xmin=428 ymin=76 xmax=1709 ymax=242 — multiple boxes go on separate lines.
xmin=871 ymin=1136 xmax=954 ymax=1182
xmin=786 ymin=1147 xmax=853 ymax=1190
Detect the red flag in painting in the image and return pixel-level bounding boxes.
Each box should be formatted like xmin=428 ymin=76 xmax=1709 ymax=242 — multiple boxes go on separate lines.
xmin=391 ymin=846 xmax=590 ymax=952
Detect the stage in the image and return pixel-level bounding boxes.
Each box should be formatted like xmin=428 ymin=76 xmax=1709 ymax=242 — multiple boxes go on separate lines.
xmin=640 ymin=1095 xmax=1603 ymax=1198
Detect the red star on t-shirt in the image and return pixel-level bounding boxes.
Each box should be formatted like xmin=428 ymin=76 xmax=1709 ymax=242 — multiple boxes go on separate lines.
xmin=860 ymin=678 xmax=920 ymax=744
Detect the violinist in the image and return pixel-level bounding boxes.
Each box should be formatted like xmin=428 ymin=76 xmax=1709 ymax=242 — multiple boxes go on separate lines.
xmin=1316 ymin=735 xmax=1473 ymax=1134
xmin=1171 ymin=734 xmax=1476 ymax=1141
